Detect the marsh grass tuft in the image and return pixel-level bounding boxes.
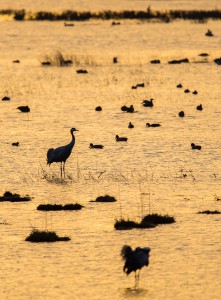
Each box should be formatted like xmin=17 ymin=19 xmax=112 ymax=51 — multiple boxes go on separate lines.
xmin=114 ymin=218 xmax=140 ymax=230
xmin=141 ymin=213 xmax=175 ymax=225
xmin=25 ymin=229 xmax=70 ymax=242
xmin=41 ymin=51 xmax=73 ymax=67
xmin=198 ymin=210 xmax=221 ymax=214
xmin=90 ymin=195 xmax=117 ymax=202
xmin=37 ymin=203 xmax=84 ymax=211
xmin=0 ymin=191 xmax=31 ymax=202
xmin=114 ymin=213 xmax=175 ymax=230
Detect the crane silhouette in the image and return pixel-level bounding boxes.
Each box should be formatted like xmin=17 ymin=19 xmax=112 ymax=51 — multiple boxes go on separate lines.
xmin=47 ymin=128 xmax=78 ymax=178
xmin=121 ymin=245 xmax=151 ymax=288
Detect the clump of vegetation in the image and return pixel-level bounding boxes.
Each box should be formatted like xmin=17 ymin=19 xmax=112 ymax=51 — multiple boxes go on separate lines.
xmin=90 ymin=195 xmax=117 ymax=202
xmin=198 ymin=210 xmax=221 ymax=214
xmin=41 ymin=51 xmax=73 ymax=67
xmin=25 ymin=229 xmax=70 ymax=242
xmin=37 ymin=203 xmax=84 ymax=211
xmin=0 ymin=191 xmax=31 ymax=202
xmin=141 ymin=213 xmax=175 ymax=225
xmin=114 ymin=213 xmax=175 ymax=230
xmin=114 ymin=218 xmax=140 ymax=230
xmin=2 ymin=8 xmax=221 ymax=22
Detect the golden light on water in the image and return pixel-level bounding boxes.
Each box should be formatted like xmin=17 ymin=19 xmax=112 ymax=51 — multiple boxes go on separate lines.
xmin=0 ymin=1 xmax=221 ymax=299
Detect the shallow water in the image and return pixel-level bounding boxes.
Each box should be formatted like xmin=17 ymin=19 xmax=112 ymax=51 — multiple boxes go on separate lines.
xmin=0 ymin=5 xmax=221 ymax=300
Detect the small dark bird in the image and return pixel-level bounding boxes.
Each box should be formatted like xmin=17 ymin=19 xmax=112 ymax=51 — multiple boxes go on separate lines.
xmin=13 ymin=60 xmax=20 ymax=63
xmin=128 ymin=122 xmax=134 ymax=128
xmin=121 ymin=245 xmax=151 ymax=288
xmin=136 ymin=83 xmax=145 ymax=88
xmin=184 ymin=89 xmax=190 ymax=93
xmin=64 ymin=60 xmax=73 ymax=65
xmin=176 ymin=83 xmax=183 ymax=88
xmin=95 ymin=106 xmax=102 ymax=111
xmin=196 ymin=104 xmax=203 ymax=111
xmin=2 ymin=96 xmax=10 ymax=101
xmin=191 ymin=143 xmax=201 ymax=150
xmin=192 ymin=90 xmax=198 ymax=95
xmin=150 ymin=59 xmax=161 ymax=64
xmin=112 ymin=21 xmax=121 ymax=26
xmin=121 ymin=105 xmax=129 ymax=111
xmin=142 ymin=99 xmax=154 ymax=107
xmin=113 ymin=57 xmax=118 ymax=63
xmin=89 ymin=143 xmax=104 ymax=149
xmin=41 ymin=61 xmax=51 ymax=66
xmin=131 ymin=86 xmax=137 ymax=89
xmin=205 ymin=29 xmax=213 ymax=37
xmin=198 ymin=53 xmax=209 ymax=57
xmin=178 ymin=111 xmax=185 ymax=117
xmin=76 ymin=69 xmax=88 ymax=74
xmin=12 ymin=142 xmax=19 ymax=146
xmin=126 ymin=105 xmax=134 ymax=113
xmin=146 ymin=123 xmax=161 ymax=127
xmin=17 ymin=106 xmax=30 ymax=113
xmin=64 ymin=22 xmax=74 ymax=26
xmin=47 ymin=128 xmax=78 ymax=178
xmin=116 ymin=135 xmax=127 ymax=142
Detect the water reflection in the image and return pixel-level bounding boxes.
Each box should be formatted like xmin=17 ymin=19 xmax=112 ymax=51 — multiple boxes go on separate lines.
xmin=123 ymin=287 xmax=148 ymax=298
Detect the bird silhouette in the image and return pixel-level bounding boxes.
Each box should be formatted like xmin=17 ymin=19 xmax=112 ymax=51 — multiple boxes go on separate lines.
xmin=116 ymin=135 xmax=128 ymax=142
xmin=89 ymin=143 xmax=104 ymax=149
xmin=128 ymin=122 xmax=134 ymax=128
xmin=47 ymin=128 xmax=78 ymax=178
xmin=17 ymin=105 xmax=30 ymax=113
xmin=146 ymin=123 xmax=161 ymax=127
xmin=142 ymin=99 xmax=154 ymax=107
xmin=121 ymin=245 xmax=151 ymax=288
xmin=191 ymin=143 xmax=201 ymax=150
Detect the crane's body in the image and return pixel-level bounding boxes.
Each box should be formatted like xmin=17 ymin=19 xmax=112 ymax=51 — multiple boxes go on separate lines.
xmin=121 ymin=245 xmax=150 ymax=288
xmin=47 ymin=128 xmax=78 ymax=178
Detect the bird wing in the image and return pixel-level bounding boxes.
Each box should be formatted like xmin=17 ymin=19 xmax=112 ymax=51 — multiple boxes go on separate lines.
xmin=50 ymin=143 xmax=73 ymax=163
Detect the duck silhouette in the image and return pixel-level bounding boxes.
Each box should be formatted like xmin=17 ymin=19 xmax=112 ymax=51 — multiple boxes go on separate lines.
xmin=116 ymin=135 xmax=128 ymax=142
xmin=89 ymin=143 xmax=104 ymax=149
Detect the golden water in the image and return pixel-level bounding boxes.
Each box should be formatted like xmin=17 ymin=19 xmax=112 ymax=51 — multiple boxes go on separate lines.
xmin=0 ymin=4 xmax=221 ymax=300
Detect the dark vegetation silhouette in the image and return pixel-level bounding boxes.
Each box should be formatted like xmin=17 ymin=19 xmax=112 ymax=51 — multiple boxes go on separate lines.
xmin=0 ymin=191 xmax=31 ymax=202
xmin=115 ymin=213 xmax=175 ymax=230
xmin=1 ymin=9 xmax=221 ymax=22
xmin=25 ymin=229 xmax=70 ymax=242
xmin=90 ymin=195 xmax=117 ymax=202
xmin=37 ymin=203 xmax=84 ymax=211
xmin=198 ymin=210 xmax=221 ymax=214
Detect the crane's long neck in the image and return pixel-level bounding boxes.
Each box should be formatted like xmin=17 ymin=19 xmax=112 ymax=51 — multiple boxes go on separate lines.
xmin=70 ymin=131 xmax=75 ymax=149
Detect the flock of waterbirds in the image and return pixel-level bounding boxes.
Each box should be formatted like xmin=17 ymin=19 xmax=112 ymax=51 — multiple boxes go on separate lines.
xmin=1 ymin=25 xmax=219 ymax=289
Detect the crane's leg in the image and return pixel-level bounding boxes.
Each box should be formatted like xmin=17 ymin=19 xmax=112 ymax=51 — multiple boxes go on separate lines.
xmin=137 ymin=270 xmax=140 ymax=287
xmin=60 ymin=162 xmax=63 ymax=178
xmin=63 ymin=162 xmax=66 ymax=178
xmin=134 ymin=272 xmax=137 ymax=289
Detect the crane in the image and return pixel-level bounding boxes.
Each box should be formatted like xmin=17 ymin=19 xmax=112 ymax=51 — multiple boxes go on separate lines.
xmin=47 ymin=128 xmax=78 ymax=178
xmin=121 ymin=245 xmax=151 ymax=288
